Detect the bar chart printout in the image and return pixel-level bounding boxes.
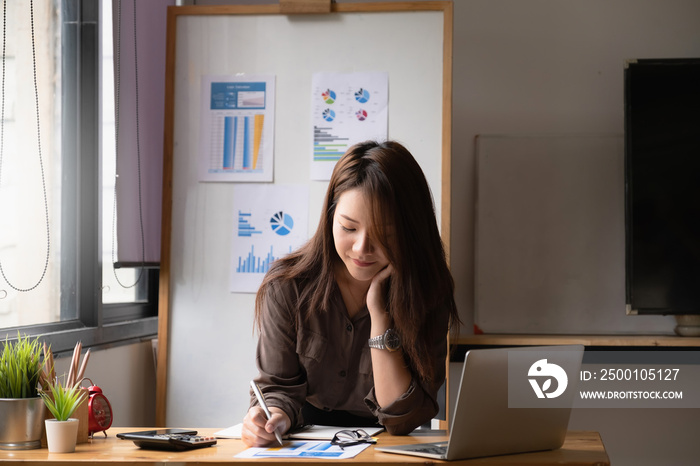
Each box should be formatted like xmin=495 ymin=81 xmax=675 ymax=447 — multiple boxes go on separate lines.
xmin=222 ymin=115 xmax=265 ymax=170
xmin=236 ymin=245 xmax=292 ymax=274
xmin=310 ymin=72 xmax=388 ymax=180
xmin=237 ymin=211 xmax=263 ymax=237
xmin=199 ymin=75 xmax=275 ymax=182
xmin=314 ymin=126 xmax=349 ymax=161
xmin=231 ymin=185 xmax=309 ymax=293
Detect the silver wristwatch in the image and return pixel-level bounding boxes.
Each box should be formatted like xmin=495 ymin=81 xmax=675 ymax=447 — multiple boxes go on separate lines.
xmin=368 ymin=328 xmax=401 ymax=352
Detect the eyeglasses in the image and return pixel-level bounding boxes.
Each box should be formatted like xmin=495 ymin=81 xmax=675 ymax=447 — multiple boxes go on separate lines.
xmin=330 ymin=429 xmax=377 ymax=449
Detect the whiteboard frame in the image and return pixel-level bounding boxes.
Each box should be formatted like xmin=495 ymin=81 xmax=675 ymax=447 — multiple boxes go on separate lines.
xmin=156 ymin=2 xmax=453 ymax=426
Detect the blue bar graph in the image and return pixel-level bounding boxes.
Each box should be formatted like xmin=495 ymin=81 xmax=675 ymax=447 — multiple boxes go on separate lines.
xmin=237 ymin=211 xmax=262 ymax=237
xmin=222 ymin=116 xmax=253 ymax=169
xmin=223 ymin=116 xmax=237 ymax=169
xmin=236 ymin=244 xmax=293 ymax=274
xmin=243 ymin=116 xmax=251 ymax=168
xmin=237 ymin=245 xmax=277 ymax=274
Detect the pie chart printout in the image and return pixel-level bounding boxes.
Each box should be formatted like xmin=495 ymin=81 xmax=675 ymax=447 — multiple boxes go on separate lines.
xmin=323 ymin=108 xmax=336 ymax=122
xmin=355 ymin=88 xmax=370 ymax=103
xmin=322 ymin=89 xmax=337 ymax=104
xmin=231 ymin=185 xmax=309 ymax=292
xmin=270 ymin=211 xmax=294 ymax=236
xmin=311 ymin=72 xmax=389 ymax=179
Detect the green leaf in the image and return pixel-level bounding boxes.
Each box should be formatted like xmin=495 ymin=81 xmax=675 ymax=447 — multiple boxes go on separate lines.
xmin=39 ymin=378 xmax=86 ymax=422
xmin=0 ymin=333 xmax=44 ymax=398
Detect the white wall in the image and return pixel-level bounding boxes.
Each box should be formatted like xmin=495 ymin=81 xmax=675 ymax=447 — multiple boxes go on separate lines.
xmin=449 ymin=0 xmax=700 ymax=332
xmin=53 ymin=340 xmax=156 ymax=428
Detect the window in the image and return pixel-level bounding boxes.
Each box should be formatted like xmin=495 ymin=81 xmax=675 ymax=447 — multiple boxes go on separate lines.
xmin=100 ymin=0 xmax=149 ymax=306
xmin=0 ymin=0 xmax=158 ymax=353
xmin=0 ymin=0 xmax=65 ymax=328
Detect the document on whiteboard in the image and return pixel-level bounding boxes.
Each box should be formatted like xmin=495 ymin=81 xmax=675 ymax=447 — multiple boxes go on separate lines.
xmin=310 ymin=72 xmax=388 ymax=180
xmin=199 ymin=74 xmax=275 ymax=182
xmin=230 ymin=184 xmax=309 ymax=293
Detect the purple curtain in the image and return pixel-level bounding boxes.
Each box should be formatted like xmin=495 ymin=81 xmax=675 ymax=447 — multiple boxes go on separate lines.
xmin=113 ymin=0 xmax=174 ymax=265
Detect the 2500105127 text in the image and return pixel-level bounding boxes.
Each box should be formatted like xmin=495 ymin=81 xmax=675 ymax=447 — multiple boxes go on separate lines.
xmin=580 ymin=368 xmax=680 ymax=382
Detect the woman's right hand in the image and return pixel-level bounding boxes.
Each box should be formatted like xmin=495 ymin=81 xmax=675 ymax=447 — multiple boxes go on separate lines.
xmin=241 ymin=406 xmax=290 ymax=447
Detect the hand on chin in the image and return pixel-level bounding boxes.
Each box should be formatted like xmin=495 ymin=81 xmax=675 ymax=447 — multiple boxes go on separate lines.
xmin=367 ymin=264 xmax=394 ymax=317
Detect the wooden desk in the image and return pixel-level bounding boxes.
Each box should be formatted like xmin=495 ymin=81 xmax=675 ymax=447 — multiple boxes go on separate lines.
xmin=455 ymin=333 xmax=700 ymax=347
xmin=0 ymin=427 xmax=609 ymax=465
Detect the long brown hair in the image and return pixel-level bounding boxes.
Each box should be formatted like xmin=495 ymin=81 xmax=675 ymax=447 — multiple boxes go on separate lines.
xmin=255 ymin=140 xmax=459 ymax=383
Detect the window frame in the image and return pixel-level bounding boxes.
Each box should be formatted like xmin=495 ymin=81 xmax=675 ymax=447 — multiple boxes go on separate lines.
xmin=0 ymin=0 xmax=158 ymax=355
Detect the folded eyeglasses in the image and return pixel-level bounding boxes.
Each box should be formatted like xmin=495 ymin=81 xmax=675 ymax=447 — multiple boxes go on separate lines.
xmin=330 ymin=429 xmax=377 ymax=449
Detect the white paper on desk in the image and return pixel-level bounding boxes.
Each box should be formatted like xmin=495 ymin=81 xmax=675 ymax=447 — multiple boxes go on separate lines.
xmin=214 ymin=423 xmax=244 ymax=438
xmin=215 ymin=424 xmax=383 ymax=440
xmin=287 ymin=425 xmax=383 ymax=440
xmin=235 ymin=440 xmax=371 ymax=459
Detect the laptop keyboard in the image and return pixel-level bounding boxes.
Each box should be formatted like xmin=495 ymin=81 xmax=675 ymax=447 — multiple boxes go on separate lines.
xmin=412 ymin=445 xmax=447 ymax=455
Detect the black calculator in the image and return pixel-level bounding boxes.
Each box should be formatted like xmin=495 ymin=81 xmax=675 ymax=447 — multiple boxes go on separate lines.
xmin=117 ymin=429 xmax=217 ymax=451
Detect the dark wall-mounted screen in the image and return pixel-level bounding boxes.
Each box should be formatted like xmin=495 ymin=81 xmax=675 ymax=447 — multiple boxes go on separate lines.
xmin=625 ymin=58 xmax=700 ymax=315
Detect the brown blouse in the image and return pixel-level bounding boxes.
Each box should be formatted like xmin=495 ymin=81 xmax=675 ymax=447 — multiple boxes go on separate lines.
xmin=251 ymin=277 xmax=448 ymax=435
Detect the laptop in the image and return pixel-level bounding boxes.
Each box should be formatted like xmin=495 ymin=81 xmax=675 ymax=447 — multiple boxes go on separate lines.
xmin=376 ymin=345 xmax=584 ymax=460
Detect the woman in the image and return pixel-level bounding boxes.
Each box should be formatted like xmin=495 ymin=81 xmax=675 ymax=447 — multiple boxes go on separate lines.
xmin=241 ymin=140 xmax=459 ymax=447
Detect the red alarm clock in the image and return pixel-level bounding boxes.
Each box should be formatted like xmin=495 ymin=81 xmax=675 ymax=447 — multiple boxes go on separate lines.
xmin=87 ymin=382 xmax=113 ymax=437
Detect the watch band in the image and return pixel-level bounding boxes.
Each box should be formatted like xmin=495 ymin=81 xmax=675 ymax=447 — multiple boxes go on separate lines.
xmin=368 ymin=334 xmax=386 ymax=350
xmin=368 ymin=328 xmax=401 ymax=352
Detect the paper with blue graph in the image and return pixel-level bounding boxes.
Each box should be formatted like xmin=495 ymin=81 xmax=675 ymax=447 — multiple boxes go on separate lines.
xmin=199 ymin=74 xmax=275 ymax=182
xmin=235 ymin=440 xmax=371 ymax=459
xmin=230 ymin=184 xmax=309 ymax=293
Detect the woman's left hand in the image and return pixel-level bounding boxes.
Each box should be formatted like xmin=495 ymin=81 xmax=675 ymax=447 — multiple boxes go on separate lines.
xmin=366 ymin=264 xmax=393 ymax=323
xmin=366 ymin=263 xmax=411 ymax=407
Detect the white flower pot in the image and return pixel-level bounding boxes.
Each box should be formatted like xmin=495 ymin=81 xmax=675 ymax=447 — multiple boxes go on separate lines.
xmin=44 ymin=418 xmax=79 ymax=453
xmin=674 ymin=315 xmax=700 ymax=337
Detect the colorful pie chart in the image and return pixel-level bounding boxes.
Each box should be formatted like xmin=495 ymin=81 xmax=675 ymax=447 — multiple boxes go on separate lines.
xmin=270 ymin=211 xmax=294 ymax=236
xmin=322 ymin=89 xmax=336 ymax=104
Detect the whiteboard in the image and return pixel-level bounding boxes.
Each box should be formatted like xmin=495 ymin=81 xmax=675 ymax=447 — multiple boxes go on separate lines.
xmin=157 ymin=3 xmax=453 ymax=427
xmin=474 ymin=134 xmax=674 ymax=334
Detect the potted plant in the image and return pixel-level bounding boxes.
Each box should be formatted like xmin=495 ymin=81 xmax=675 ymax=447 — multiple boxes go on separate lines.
xmin=39 ymin=378 xmax=86 ymax=453
xmin=0 ymin=333 xmax=45 ymax=450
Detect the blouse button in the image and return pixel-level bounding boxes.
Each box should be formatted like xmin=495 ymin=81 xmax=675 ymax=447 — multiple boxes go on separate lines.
xmin=339 ymin=370 xmax=347 ymax=377
xmin=346 ymin=324 xmax=353 ymax=332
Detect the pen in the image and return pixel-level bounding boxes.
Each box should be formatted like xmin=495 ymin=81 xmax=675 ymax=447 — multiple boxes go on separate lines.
xmin=250 ymin=380 xmax=284 ymax=446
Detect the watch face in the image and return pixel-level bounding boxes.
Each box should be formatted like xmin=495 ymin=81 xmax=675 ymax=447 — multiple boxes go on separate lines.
xmin=384 ymin=329 xmax=401 ymax=351
xmin=90 ymin=395 xmax=113 ymax=430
